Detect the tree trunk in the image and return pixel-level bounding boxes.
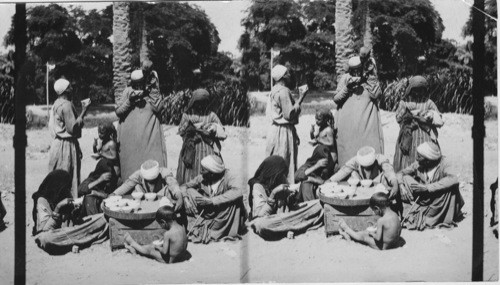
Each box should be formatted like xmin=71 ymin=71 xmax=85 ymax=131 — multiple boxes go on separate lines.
xmin=363 ymin=5 xmax=372 ymax=49
xmin=139 ymin=7 xmax=149 ymax=64
xmin=335 ymin=0 xmax=355 ymax=81
xmin=113 ymin=2 xmax=132 ymax=104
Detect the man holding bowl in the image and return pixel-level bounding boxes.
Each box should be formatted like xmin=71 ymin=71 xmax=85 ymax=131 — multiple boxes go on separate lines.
xmin=112 ymin=160 xmax=183 ymax=213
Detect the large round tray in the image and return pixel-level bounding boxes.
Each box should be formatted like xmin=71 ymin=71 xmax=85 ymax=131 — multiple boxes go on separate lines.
xmin=319 ymin=182 xmax=385 ymax=207
xmin=102 ymin=195 xmax=161 ymax=221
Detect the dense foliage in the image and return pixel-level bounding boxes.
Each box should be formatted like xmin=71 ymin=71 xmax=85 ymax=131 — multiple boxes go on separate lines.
xmin=353 ymin=0 xmax=445 ymax=81
xmin=161 ymin=77 xmax=250 ymax=127
xmin=380 ymin=66 xmax=473 ymax=113
xmin=0 ymin=52 xmax=14 ymax=123
xmin=4 ymin=4 xmax=114 ymax=104
xmin=239 ymin=0 xmax=336 ymax=91
xmin=462 ymin=0 xmax=497 ymax=95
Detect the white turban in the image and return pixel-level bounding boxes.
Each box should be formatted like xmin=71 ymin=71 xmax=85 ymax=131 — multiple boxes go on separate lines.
xmin=348 ymin=56 xmax=361 ymax=69
xmin=131 ymin=70 xmax=144 ymax=81
xmin=141 ymin=160 xmax=160 ymax=180
xmin=271 ymin=65 xmax=287 ymax=82
xmin=201 ymin=155 xmax=225 ymax=174
xmin=357 ymin=146 xmax=376 ymax=167
xmin=417 ymin=142 xmax=441 ymax=161
xmin=54 ymin=79 xmax=70 ymax=95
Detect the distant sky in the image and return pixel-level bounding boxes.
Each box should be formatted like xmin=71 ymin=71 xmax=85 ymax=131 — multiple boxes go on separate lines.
xmin=0 ymin=0 xmax=472 ymax=56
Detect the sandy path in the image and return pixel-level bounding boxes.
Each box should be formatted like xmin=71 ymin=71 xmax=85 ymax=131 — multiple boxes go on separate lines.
xmin=0 ymin=111 xmax=497 ymax=284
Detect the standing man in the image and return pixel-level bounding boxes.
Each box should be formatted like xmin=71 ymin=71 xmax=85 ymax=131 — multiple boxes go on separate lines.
xmin=266 ymin=64 xmax=308 ymax=184
xmin=48 ymin=78 xmax=90 ymax=198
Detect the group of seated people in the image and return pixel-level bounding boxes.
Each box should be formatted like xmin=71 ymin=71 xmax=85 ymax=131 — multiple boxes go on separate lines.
xmin=34 ymin=136 xmax=464 ymax=263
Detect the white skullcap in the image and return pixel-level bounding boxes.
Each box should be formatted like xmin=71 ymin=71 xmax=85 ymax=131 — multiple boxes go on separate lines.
xmin=131 ymin=70 xmax=144 ymax=81
xmin=417 ymin=142 xmax=441 ymax=161
xmin=54 ymin=79 xmax=70 ymax=95
xmin=357 ymin=146 xmax=376 ymax=167
xmin=141 ymin=160 xmax=160 ymax=180
xmin=348 ymin=56 xmax=361 ymax=69
xmin=271 ymin=65 xmax=288 ymax=82
xmin=200 ymin=155 xmax=225 ymax=174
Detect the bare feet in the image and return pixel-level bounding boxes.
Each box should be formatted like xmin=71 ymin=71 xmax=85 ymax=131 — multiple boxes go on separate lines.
xmin=123 ymin=242 xmax=137 ymax=254
xmin=338 ymin=227 xmax=351 ymax=241
xmin=124 ymin=232 xmax=134 ymax=244
xmin=339 ymin=219 xmax=348 ymax=230
xmin=123 ymin=232 xmax=137 ymax=254
xmin=338 ymin=219 xmax=352 ymax=241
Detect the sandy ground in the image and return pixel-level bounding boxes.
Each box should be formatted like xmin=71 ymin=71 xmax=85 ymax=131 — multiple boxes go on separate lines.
xmin=0 ymin=110 xmax=498 ymax=284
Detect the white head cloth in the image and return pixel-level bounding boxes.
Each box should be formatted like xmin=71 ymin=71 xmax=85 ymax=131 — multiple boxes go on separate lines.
xmin=416 ymin=142 xmax=441 ymax=161
xmin=54 ymin=79 xmax=70 ymax=95
xmin=357 ymin=146 xmax=376 ymax=167
xmin=348 ymin=56 xmax=362 ymax=69
xmin=271 ymin=65 xmax=287 ymax=82
xmin=131 ymin=70 xmax=144 ymax=81
xmin=201 ymin=155 xmax=225 ymax=174
xmin=141 ymin=160 xmax=160 ymax=180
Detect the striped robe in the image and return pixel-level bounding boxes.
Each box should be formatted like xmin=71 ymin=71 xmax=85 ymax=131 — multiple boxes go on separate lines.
xmin=393 ymin=100 xmax=443 ymax=172
xmin=176 ymin=112 xmax=225 ymax=184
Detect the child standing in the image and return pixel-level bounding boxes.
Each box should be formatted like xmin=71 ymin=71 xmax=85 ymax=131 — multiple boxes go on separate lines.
xmin=124 ymin=206 xmax=188 ymax=263
xmin=338 ymin=192 xmax=401 ymax=250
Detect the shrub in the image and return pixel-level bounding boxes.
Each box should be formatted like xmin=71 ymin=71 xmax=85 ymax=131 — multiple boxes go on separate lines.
xmin=161 ymin=77 xmax=250 ymax=127
xmin=313 ymin=71 xmax=336 ymax=91
xmin=0 ymin=81 xmax=14 ymax=124
xmin=380 ymin=67 xmax=473 ymax=114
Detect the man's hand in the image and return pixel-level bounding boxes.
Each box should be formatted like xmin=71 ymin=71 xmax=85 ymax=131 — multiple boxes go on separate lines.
xmin=400 ymin=184 xmax=414 ymax=202
xmin=389 ymin=183 xmax=398 ymax=200
xmin=183 ymin=196 xmax=198 ymax=216
xmin=410 ymin=183 xmax=428 ymax=193
xmin=173 ymin=196 xmax=184 ymax=213
xmin=195 ymin=196 xmax=213 ymax=207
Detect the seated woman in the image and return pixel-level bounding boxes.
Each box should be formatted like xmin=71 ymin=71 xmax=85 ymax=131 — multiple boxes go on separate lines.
xmin=295 ymin=122 xmax=337 ymax=202
xmin=329 ymin=146 xmax=398 ymax=199
xmin=32 ymin=170 xmax=108 ymax=254
xmin=248 ymin=156 xmax=323 ymax=240
xmin=397 ymin=142 xmax=464 ymax=230
xmin=112 ymin=160 xmax=183 ymax=213
xmin=181 ymin=155 xmax=246 ymax=243
xmin=77 ymin=158 xmax=118 ymax=216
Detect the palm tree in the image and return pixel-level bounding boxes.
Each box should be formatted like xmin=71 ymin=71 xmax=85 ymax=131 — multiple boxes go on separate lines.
xmin=112 ymin=2 xmax=132 ymax=104
xmin=335 ymin=0 xmax=355 ymax=80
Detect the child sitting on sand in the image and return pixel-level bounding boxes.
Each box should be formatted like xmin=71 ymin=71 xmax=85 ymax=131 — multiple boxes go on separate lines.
xmin=124 ymin=206 xmax=188 ymax=263
xmin=338 ymin=192 xmax=401 ymax=250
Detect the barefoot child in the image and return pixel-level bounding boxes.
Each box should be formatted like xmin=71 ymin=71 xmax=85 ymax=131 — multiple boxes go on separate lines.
xmin=124 ymin=206 xmax=188 ymax=263
xmin=339 ymin=192 xmax=401 ymax=250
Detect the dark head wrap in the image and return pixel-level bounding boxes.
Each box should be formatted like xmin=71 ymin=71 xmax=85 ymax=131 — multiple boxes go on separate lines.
xmin=405 ymin=76 xmax=428 ymax=97
xmin=248 ymin=156 xmax=288 ymax=215
xmin=187 ymin=89 xmax=210 ymax=111
xmin=31 ymin=170 xmax=72 ymax=235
